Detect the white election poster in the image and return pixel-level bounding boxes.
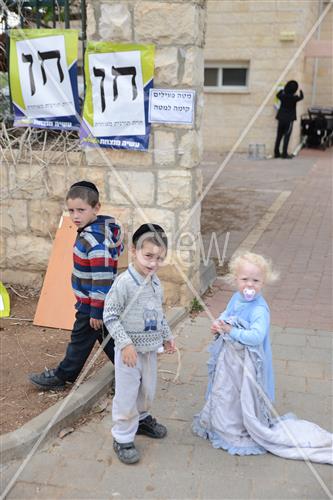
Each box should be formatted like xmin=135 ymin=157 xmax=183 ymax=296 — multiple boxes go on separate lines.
xmin=148 ymin=89 xmax=195 ymax=125
xmin=89 ymin=50 xmax=145 ymax=137
xmin=15 ymin=35 xmax=75 ymax=119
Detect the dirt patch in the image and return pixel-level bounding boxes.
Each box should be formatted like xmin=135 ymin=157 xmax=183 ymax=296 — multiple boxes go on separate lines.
xmin=0 ymin=286 xmax=109 ymax=435
xmin=201 ymin=191 xmax=245 ymax=233
xmin=201 ymin=189 xmax=272 ymax=234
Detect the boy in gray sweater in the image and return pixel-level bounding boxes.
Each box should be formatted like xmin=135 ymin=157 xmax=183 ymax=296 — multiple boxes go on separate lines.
xmin=103 ymin=224 xmax=176 ymax=464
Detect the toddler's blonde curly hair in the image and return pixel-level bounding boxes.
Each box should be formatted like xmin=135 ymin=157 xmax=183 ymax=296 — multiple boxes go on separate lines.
xmin=224 ymin=251 xmax=279 ymax=285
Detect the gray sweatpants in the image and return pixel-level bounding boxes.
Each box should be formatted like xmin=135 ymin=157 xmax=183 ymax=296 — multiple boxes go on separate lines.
xmin=112 ymin=347 xmax=157 ymax=443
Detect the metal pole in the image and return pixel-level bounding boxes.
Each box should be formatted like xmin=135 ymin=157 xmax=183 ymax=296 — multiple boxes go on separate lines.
xmin=36 ymin=0 xmax=41 ymax=28
xmin=19 ymin=2 xmax=24 ymax=28
xmin=52 ymin=0 xmax=56 ymax=28
xmin=64 ymin=0 xmax=70 ymax=28
xmin=81 ymin=0 xmax=87 ymax=94
xmin=311 ymin=0 xmax=324 ymax=107
xmin=4 ymin=8 xmax=14 ymax=120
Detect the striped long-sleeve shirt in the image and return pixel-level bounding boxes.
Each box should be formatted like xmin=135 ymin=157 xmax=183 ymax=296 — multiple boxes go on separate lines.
xmin=72 ymin=215 xmax=123 ymax=319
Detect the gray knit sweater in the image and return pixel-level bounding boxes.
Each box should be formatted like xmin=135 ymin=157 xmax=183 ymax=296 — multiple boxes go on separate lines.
xmin=103 ymin=264 xmax=173 ymax=352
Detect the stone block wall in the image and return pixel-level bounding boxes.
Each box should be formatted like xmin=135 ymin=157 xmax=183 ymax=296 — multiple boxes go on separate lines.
xmin=0 ymin=0 xmax=207 ymax=307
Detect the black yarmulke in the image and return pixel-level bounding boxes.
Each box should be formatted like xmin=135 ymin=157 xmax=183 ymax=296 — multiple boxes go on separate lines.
xmin=70 ymin=181 xmax=99 ymax=194
xmin=132 ymin=223 xmax=167 ymax=246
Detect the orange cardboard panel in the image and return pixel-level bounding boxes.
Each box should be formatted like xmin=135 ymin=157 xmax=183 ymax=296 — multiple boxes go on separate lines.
xmin=33 ymin=215 xmax=76 ymax=330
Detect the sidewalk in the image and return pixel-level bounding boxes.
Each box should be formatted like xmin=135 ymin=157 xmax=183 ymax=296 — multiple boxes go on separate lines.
xmin=201 ymin=149 xmax=332 ymax=331
xmin=1 ymin=150 xmax=332 ymax=499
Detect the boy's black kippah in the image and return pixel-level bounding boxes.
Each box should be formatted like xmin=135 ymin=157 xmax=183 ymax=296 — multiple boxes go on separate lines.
xmin=132 ymin=223 xmax=167 ymax=245
xmin=70 ymin=181 xmax=99 ymax=194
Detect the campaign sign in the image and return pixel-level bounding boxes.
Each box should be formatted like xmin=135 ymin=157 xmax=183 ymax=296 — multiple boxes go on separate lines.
xmin=10 ymin=29 xmax=80 ymax=130
xmin=81 ymin=42 xmax=154 ymax=151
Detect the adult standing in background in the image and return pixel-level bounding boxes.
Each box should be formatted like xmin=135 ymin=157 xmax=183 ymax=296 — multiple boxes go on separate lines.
xmin=274 ymin=80 xmax=304 ymax=159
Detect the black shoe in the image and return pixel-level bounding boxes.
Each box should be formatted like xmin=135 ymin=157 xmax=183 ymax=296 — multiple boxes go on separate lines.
xmin=28 ymin=368 xmax=65 ymax=390
xmin=137 ymin=415 xmax=167 ymax=439
xmin=113 ymin=440 xmax=140 ymax=464
xmin=274 ymin=152 xmax=280 ymax=158
xmin=281 ymin=154 xmax=293 ymax=159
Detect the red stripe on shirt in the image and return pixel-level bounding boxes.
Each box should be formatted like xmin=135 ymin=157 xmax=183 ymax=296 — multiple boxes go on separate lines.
xmin=89 ymin=257 xmax=118 ymax=267
xmin=73 ymin=254 xmax=90 ymax=266
xmin=74 ymin=294 xmax=91 ymax=304
xmin=90 ymin=299 xmax=104 ymax=309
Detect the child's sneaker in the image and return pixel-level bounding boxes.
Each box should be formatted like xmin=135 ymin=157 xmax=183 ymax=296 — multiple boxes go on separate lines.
xmin=113 ymin=440 xmax=140 ymax=464
xmin=137 ymin=415 xmax=167 ymax=438
xmin=28 ymin=368 xmax=65 ymax=390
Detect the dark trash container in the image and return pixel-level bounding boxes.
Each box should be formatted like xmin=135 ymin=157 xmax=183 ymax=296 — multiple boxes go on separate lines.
xmin=301 ymin=106 xmax=333 ymax=150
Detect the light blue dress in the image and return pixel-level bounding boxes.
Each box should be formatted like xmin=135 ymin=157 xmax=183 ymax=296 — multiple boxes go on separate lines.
xmin=192 ymin=293 xmax=333 ymax=464
xmin=218 ymin=292 xmax=274 ymax=401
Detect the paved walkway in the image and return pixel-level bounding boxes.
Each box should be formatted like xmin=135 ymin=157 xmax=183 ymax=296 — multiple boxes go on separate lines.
xmin=1 ymin=150 xmax=332 ymax=499
xmin=201 ymin=149 xmax=332 ymax=331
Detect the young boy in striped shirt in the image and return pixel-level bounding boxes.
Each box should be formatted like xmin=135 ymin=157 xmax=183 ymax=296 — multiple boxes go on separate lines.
xmin=29 ymin=181 xmax=123 ymax=390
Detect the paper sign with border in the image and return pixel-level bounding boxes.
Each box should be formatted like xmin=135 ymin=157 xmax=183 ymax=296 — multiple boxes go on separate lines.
xmin=148 ymin=88 xmax=195 ymax=125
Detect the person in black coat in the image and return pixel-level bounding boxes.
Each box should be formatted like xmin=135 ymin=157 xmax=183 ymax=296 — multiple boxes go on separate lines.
xmin=274 ymin=80 xmax=304 ymax=159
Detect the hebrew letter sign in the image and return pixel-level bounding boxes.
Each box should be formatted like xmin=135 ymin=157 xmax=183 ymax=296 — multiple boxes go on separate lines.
xmin=80 ymin=42 xmax=155 ymax=151
xmin=10 ymin=29 xmax=80 ymax=130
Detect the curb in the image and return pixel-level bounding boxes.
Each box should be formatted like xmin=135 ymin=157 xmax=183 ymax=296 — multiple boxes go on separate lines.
xmin=199 ymin=260 xmax=216 ymax=295
xmin=0 ymin=307 xmax=187 ymax=464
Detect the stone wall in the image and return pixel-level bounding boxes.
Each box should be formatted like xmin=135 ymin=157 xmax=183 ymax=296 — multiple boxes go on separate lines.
xmin=0 ymin=0 xmax=207 ymax=307
xmin=203 ymin=0 xmax=331 ymax=154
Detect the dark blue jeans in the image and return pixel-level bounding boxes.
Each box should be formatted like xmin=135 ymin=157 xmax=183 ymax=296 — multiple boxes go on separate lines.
xmin=55 ymin=311 xmax=114 ymax=383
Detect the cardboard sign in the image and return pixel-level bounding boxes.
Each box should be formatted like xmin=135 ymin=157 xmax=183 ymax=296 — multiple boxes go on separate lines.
xmin=33 ymin=215 xmax=76 ymax=330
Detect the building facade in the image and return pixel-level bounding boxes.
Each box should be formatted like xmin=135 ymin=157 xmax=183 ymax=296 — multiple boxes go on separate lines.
xmin=203 ymin=0 xmax=332 ymax=153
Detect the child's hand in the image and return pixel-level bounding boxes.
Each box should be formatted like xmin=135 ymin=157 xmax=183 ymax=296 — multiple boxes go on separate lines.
xmin=122 ymin=345 xmax=137 ymax=367
xmin=164 ymin=339 xmax=176 ymax=354
xmin=90 ymin=318 xmax=103 ymax=330
xmin=211 ymin=319 xmax=232 ymax=335
xmin=211 ymin=320 xmax=222 ymax=334
xmin=219 ymin=320 xmax=232 ymax=334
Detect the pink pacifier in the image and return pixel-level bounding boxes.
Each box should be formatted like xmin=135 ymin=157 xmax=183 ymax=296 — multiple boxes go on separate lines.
xmin=243 ymin=287 xmax=256 ymax=301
